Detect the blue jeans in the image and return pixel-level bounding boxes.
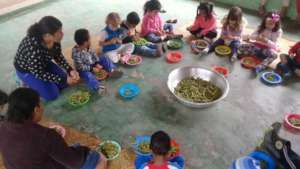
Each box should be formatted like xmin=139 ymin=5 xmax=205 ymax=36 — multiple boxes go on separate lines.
xmin=145 ymin=23 xmax=174 ymax=43
xmin=208 ymin=38 xmax=241 ymax=55
xmin=277 ymin=58 xmax=300 ymax=74
xmin=80 ymin=150 xmax=100 ymax=169
xmin=16 ymin=62 xmax=67 ymax=101
xmin=134 ymin=43 xmax=158 ymax=57
xmin=135 ymin=154 xmax=185 ymax=169
xmin=79 ymin=56 xmax=115 ymax=91
xmin=71 ymin=144 xmax=100 ymax=169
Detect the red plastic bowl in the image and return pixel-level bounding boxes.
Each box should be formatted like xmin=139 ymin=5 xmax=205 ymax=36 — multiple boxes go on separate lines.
xmin=169 ymin=139 xmax=181 ymax=159
xmin=166 ymin=52 xmax=183 ymax=63
xmin=283 ymin=114 xmax=300 ymax=133
xmin=212 ymin=66 xmax=229 ymax=77
xmin=241 ymin=56 xmax=262 ymax=69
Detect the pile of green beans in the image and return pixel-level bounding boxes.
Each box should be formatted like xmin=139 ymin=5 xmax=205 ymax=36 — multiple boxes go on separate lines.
xmin=174 ymin=77 xmax=222 ymax=103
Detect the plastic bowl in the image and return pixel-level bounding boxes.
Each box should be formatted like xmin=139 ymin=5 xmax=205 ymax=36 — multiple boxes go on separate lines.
xmin=284 ymin=114 xmax=300 ymax=133
xmin=118 ymin=83 xmax=140 ymax=100
xmin=215 ymin=45 xmax=232 ymax=56
xmin=125 ymin=55 xmax=143 ymax=66
xmin=95 ymin=69 xmax=108 ymax=80
xmin=167 ymin=39 xmax=183 ymax=50
xmin=131 ymin=135 xmax=181 ymax=158
xmin=166 ymin=51 xmax=183 ymax=63
xmin=98 ymin=140 xmax=121 ymax=161
xmin=132 ymin=135 xmax=152 ymax=156
xmin=212 ymin=66 xmax=229 ymax=77
xmin=241 ymin=56 xmax=262 ymax=69
xmin=260 ymin=71 xmax=283 ymax=86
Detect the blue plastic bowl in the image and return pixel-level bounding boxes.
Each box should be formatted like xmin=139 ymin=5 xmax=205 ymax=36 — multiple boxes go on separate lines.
xmin=260 ymin=71 xmax=282 ymax=86
xmin=118 ymin=83 xmax=140 ymax=100
xmin=131 ymin=135 xmax=152 ymax=157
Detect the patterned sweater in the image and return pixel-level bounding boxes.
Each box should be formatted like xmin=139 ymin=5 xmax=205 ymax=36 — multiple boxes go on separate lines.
xmin=71 ymin=46 xmax=99 ymax=72
xmin=14 ymin=36 xmax=72 ymax=84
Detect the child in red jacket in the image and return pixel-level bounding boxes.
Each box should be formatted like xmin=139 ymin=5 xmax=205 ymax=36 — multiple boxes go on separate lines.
xmin=277 ymin=41 xmax=300 ymax=78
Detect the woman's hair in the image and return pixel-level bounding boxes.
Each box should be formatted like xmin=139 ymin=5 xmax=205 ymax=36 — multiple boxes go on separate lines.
xmin=197 ymin=2 xmax=214 ymax=20
xmin=258 ymin=11 xmax=281 ymax=34
xmin=223 ymin=6 xmax=243 ymax=31
xmin=27 ymin=16 xmax=62 ymax=42
xmin=74 ymin=28 xmax=89 ymax=46
xmin=7 ymin=88 xmax=40 ymax=123
xmin=143 ymin=0 xmax=162 ymax=15
xmin=105 ymin=12 xmax=121 ymax=25
xmin=150 ymin=131 xmax=171 ymax=156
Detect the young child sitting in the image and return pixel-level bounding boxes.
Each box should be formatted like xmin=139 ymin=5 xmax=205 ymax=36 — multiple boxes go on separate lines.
xmin=121 ymin=12 xmax=163 ymax=57
xmin=72 ymin=29 xmax=122 ymax=94
xmin=0 ymin=89 xmax=8 ymax=121
xmin=241 ymin=11 xmax=282 ymax=74
xmin=140 ymin=0 xmax=181 ymax=43
xmin=277 ymin=41 xmax=300 ymax=78
xmin=0 ymin=88 xmax=107 ymax=169
xmin=186 ymin=2 xmax=217 ymax=41
xmin=204 ymin=6 xmax=245 ymax=62
xmin=99 ymin=12 xmax=134 ymax=63
xmin=135 ymin=131 xmax=185 ymax=169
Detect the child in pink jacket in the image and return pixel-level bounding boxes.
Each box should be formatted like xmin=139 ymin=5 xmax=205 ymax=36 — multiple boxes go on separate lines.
xmin=140 ymin=0 xmax=178 ymax=43
xmin=187 ymin=2 xmax=217 ymax=41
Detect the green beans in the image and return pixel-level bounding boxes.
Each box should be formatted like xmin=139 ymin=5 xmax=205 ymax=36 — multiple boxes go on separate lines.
xmin=175 ymin=77 xmax=222 ymax=103
xmin=133 ymin=38 xmax=148 ymax=46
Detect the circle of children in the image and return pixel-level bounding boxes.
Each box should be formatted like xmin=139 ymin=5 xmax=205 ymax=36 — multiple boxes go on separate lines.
xmin=0 ymin=0 xmax=299 ymax=169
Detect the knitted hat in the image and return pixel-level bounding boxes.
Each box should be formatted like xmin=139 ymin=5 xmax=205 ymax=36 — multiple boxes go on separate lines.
xmin=231 ymin=156 xmax=261 ymax=169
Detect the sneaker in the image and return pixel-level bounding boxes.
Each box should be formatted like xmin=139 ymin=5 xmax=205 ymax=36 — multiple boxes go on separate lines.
xmin=166 ymin=19 xmax=177 ymax=24
xmin=254 ymin=66 xmax=264 ymax=75
xmin=109 ymin=69 xmax=123 ymax=79
xmin=230 ymin=54 xmax=237 ymax=62
xmin=97 ymin=85 xmax=106 ymax=95
xmin=200 ymin=48 xmax=209 ymax=56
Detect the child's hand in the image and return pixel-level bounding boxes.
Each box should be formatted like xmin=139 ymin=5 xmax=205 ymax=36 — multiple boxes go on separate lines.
xmin=95 ymin=64 xmax=103 ymax=70
xmin=69 ymin=70 xmax=80 ymax=81
xmin=93 ymin=67 xmax=100 ymax=73
xmin=186 ymin=26 xmax=193 ymax=31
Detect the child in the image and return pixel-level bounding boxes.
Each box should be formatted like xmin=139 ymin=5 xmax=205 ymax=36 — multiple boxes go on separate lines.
xmin=230 ymin=122 xmax=300 ymax=169
xmin=186 ymin=2 xmax=217 ymax=41
xmin=0 ymin=88 xmax=107 ymax=169
xmin=121 ymin=12 xmax=163 ymax=57
xmin=99 ymin=12 xmax=134 ymax=63
xmin=135 ymin=131 xmax=185 ymax=169
xmin=72 ymin=29 xmax=123 ymax=93
xmin=0 ymin=90 xmax=8 ymax=121
xmin=204 ymin=6 xmax=245 ymax=62
xmin=241 ymin=12 xmax=282 ymax=74
xmin=277 ymin=41 xmax=300 ymax=78
xmin=141 ymin=0 xmax=181 ymax=43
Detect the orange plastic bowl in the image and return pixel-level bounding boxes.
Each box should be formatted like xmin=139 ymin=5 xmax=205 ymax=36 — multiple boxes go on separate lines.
xmin=166 ymin=51 xmax=183 ymax=63
xmin=212 ymin=66 xmax=229 ymax=77
xmin=284 ymin=114 xmax=300 ymax=133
